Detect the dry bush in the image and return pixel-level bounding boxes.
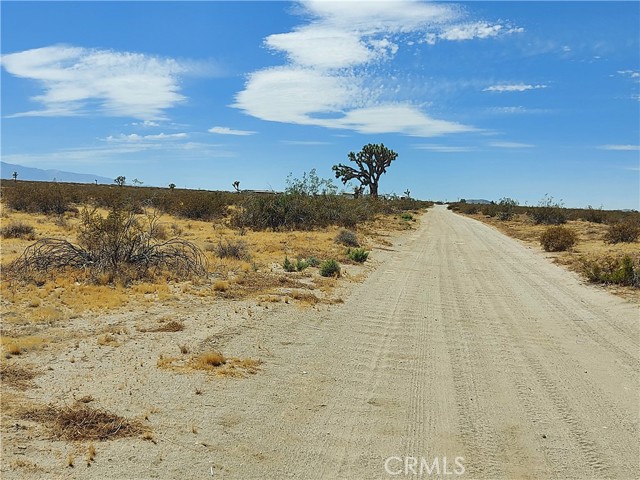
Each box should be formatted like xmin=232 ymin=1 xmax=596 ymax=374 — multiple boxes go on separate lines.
xmin=7 ymin=206 xmax=208 ymax=284
xmin=335 ymin=229 xmax=359 ymax=247
xmin=540 ymin=226 xmax=577 ymax=252
xmin=144 ymin=320 xmax=184 ymax=333
xmin=216 ymin=238 xmax=249 ymax=260
xmin=605 ymin=221 xmax=640 ymax=244
xmin=213 ymin=280 xmax=229 ymax=292
xmin=0 ymin=362 xmax=38 ymax=389
xmin=193 ymin=351 xmax=226 ymax=368
xmin=21 ymin=403 xmax=146 ymax=441
xmin=0 ymin=221 xmax=35 ymax=239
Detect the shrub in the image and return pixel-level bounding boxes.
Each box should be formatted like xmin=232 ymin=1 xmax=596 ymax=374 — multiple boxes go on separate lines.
xmin=604 ymin=221 xmax=640 ymax=244
xmin=496 ymin=197 xmax=518 ymax=221
xmin=319 ymin=259 xmax=341 ymax=277
xmin=581 ymin=255 xmax=639 ymax=287
xmin=216 ymin=238 xmax=249 ymax=259
xmin=295 ymin=258 xmax=309 ymax=271
xmin=282 ymin=257 xmax=296 ymax=272
xmin=306 ymin=256 xmax=321 ymax=267
xmin=8 ymin=206 xmax=207 ymax=284
xmin=528 ymin=195 xmax=566 ymax=225
xmin=347 ymin=248 xmax=369 ymax=263
xmin=540 ymin=226 xmax=577 ymax=252
xmin=1 ymin=222 xmax=35 ymax=239
xmin=400 ymin=212 xmax=413 ymax=221
xmin=335 ymin=229 xmax=359 ymax=247
xmin=2 ymin=182 xmax=69 ymax=214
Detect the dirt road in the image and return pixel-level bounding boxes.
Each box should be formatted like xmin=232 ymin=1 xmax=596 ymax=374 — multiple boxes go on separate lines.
xmin=204 ymin=205 xmax=638 ymax=479
xmin=6 ymin=205 xmax=637 ymax=479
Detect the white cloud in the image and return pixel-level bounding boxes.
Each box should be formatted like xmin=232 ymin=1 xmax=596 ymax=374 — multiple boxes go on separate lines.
xmin=234 ymin=0 xmax=481 ymax=137
xmin=598 ymin=144 xmax=639 ymax=151
xmin=413 ymin=144 xmax=473 ymax=152
xmin=489 ymin=141 xmax=535 ymax=148
xmin=483 ymin=84 xmax=547 ymax=93
xmin=617 ymin=70 xmax=640 ymax=80
xmin=105 ymin=132 xmax=188 ymax=142
xmin=131 ymin=120 xmax=161 ymax=128
xmin=435 ymin=22 xmax=523 ymax=42
xmin=208 ymin=126 xmax=257 ymax=136
xmin=1 ymin=45 xmax=198 ymax=120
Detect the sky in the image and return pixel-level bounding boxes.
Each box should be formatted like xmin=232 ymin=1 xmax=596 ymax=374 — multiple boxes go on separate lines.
xmin=1 ymin=1 xmax=639 ymax=209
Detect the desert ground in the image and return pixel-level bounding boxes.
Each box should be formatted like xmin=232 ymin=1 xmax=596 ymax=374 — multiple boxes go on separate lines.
xmin=1 ymin=205 xmax=638 ymax=479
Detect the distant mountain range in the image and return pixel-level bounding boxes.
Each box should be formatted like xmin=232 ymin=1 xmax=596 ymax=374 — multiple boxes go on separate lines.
xmin=0 ymin=162 xmax=113 ymax=185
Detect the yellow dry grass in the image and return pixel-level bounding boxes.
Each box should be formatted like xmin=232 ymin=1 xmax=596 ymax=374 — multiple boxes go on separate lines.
xmin=462 ymin=212 xmax=640 ymax=300
xmin=156 ymin=350 xmax=262 ymax=377
xmin=1 ymin=201 xmax=419 ymax=324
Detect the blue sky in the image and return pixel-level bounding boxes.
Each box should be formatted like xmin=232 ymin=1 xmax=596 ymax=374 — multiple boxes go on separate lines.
xmin=1 ymin=1 xmax=638 ymax=209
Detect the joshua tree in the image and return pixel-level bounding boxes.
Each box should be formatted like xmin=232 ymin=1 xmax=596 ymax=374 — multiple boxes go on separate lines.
xmin=132 ymin=178 xmax=143 ymax=187
xmin=332 ymin=143 xmax=398 ymax=198
xmin=12 ymin=171 xmax=18 ymax=182
xmin=232 ymin=181 xmax=241 ymax=193
xmin=168 ymin=183 xmax=176 ymax=191
xmin=404 ymin=189 xmax=411 ymax=199
xmin=114 ymin=176 xmax=126 ymax=187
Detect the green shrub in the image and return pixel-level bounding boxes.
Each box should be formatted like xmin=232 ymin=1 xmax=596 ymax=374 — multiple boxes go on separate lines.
xmin=319 ymin=259 xmax=341 ymax=277
xmin=335 ymin=229 xmax=359 ymax=247
xmin=306 ymin=256 xmax=321 ymax=267
xmin=496 ymin=197 xmax=518 ymax=221
xmin=295 ymin=258 xmax=309 ymax=271
xmin=540 ymin=226 xmax=577 ymax=252
xmin=282 ymin=257 xmax=296 ymax=272
xmin=400 ymin=212 xmax=413 ymax=221
xmin=604 ymin=221 xmax=640 ymax=244
xmin=528 ymin=195 xmax=567 ymax=225
xmin=1 ymin=222 xmax=35 ymax=239
xmin=2 ymin=182 xmax=69 ymax=214
xmin=581 ymin=255 xmax=639 ymax=287
xmin=347 ymin=248 xmax=369 ymax=263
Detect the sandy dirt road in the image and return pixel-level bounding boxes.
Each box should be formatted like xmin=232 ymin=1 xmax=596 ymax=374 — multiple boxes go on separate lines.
xmin=5 ymin=205 xmax=638 ymax=479
xmin=202 ymin=205 xmax=638 ymax=479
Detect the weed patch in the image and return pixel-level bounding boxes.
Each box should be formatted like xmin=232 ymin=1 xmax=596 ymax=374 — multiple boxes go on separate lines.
xmin=540 ymin=226 xmax=577 ymax=252
xmin=21 ymin=403 xmax=147 ymax=441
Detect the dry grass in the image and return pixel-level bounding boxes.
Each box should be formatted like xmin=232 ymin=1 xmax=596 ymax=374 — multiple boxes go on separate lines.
xmin=460 ymin=212 xmax=640 ymax=298
xmin=0 ymin=362 xmax=39 ymax=389
xmin=141 ymin=319 xmax=184 ymax=333
xmin=193 ymin=351 xmax=226 ymax=368
xmin=97 ymin=334 xmax=120 ymax=347
xmin=157 ymin=350 xmax=262 ymax=377
xmin=21 ymin=403 xmax=147 ymax=441
xmin=1 ymin=201 xmax=408 ymax=330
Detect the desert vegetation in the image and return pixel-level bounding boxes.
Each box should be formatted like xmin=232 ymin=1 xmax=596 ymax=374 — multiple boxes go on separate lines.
xmin=448 ymin=198 xmax=640 ymax=291
xmin=0 ymin=175 xmax=429 ymax=475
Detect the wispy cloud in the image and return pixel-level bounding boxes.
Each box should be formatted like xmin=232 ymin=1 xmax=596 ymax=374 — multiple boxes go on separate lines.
xmin=426 ymin=22 xmax=523 ymax=44
xmin=233 ymin=0 xmax=485 ymax=137
xmin=598 ymin=144 xmax=639 ymax=151
xmin=483 ymin=84 xmax=547 ymax=93
xmin=617 ymin=70 xmax=640 ymax=80
xmin=489 ymin=141 xmax=535 ymax=148
xmin=413 ymin=143 xmax=473 ymax=152
xmin=208 ymin=126 xmax=257 ymax=136
xmin=1 ymin=45 xmax=210 ymax=120
xmin=105 ymin=133 xmax=188 ymax=142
